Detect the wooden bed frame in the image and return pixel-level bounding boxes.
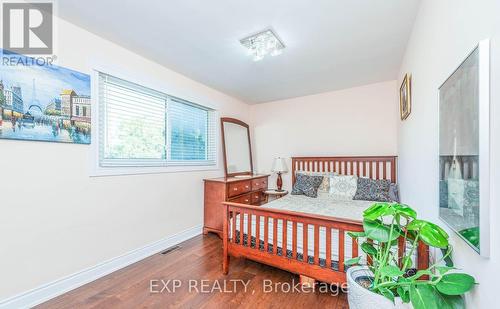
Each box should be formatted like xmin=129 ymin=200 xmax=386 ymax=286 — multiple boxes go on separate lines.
xmin=222 ymin=156 xmax=429 ymax=285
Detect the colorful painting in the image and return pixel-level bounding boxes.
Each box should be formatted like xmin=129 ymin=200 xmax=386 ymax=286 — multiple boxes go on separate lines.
xmin=0 ymin=50 xmax=91 ymax=144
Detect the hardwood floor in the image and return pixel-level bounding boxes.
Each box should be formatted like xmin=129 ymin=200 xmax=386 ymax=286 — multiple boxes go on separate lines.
xmin=37 ymin=234 xmax=348 ymax=309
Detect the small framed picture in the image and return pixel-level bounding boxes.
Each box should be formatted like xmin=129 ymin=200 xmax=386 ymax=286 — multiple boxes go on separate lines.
xmin=399 ymin=74 xmax=412 ymax=120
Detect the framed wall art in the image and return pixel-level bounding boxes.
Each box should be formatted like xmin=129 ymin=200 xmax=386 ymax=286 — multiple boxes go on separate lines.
xmin=400 ymin=73 xmax=412 ymax=120
xmin=0 ymin=50 xmax=91 ymax=144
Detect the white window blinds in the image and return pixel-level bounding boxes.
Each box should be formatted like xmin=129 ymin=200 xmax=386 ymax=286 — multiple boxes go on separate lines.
xmin=98 ymin=72 xmax=216 ymax=167
xmin=169 ymin=98 xmax=217 ymax=165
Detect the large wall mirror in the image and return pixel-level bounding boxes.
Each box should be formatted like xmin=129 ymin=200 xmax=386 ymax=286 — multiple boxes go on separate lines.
xmin=221 ymin=117 xmax=253 ymax=177
xmin=438 ymin=40 xmax=490 ymax=257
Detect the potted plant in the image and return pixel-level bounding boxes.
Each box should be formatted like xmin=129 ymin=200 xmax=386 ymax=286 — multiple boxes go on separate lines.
xmin=345 ymin=202 xmax=476 ymax=309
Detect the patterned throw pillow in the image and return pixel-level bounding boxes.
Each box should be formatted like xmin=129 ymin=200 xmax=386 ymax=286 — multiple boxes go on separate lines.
xmin=329 ymin=175 xmax=358 ymax=200
xmin=291 ymin=174 xmax=324 ymax=198
xmin=296 ymin=171 xmax=338 ymax=192
xmin=389 ymin=183 xmax=400 ymax=202
xmin=353 ymin=178 xmax=392 ymax=202
xmin=439 ymin=180 xmax=448 ymax=208
xmin=447 ymin=179 xmax=479 ymax=216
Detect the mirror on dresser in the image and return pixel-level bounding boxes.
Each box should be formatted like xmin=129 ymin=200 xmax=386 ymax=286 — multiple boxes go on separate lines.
xmin=203 ymin=117 xmax=269 ymax=237
xmin=220 ymin=117 xmax=253 ymax=177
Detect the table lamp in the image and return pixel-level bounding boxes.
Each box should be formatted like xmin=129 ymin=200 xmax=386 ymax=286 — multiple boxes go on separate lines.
xmin=271 ymin=157 xmax=288 ymax=192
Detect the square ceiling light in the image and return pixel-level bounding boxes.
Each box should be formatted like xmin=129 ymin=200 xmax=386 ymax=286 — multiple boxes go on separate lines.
xmin=240 ymin=29 xmax=285 ymax=61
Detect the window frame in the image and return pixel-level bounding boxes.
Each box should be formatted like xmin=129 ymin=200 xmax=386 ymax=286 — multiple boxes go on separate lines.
xmin=89 ymin=68 xmax=220 ymax=177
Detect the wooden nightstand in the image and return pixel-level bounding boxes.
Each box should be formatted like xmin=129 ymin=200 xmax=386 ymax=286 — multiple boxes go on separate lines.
xmin=264 ymin=190 xmax=288 ymax=203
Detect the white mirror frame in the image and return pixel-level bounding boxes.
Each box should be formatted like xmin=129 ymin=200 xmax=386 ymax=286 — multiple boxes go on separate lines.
xmin=437 ymin=39 xmax=490 ymax=257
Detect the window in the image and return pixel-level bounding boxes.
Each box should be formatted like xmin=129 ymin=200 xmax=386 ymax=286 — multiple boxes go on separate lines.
xmin=98 ymin=72 xmax=216 ymax=168
xmin=169 ymin=98 xmax=216 ymax=165
xmin=82 ymin=106 xmax=87 ymax=117
xmin=75 ymin=105 xmax=80 ymax=116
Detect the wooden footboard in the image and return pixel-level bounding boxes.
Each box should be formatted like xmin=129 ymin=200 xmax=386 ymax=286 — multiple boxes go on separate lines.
xmin=222 ymin=202 xmax=430 ymax=285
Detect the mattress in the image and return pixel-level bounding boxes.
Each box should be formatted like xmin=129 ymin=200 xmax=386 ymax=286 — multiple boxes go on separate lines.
xmin=233 ymin=193 xmax=375 ymax=264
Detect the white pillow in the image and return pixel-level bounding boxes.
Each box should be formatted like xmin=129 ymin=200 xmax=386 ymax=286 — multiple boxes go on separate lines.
xmin=329 ymin=175 xmax=358 ymax=200
xmin=297 ymin=171 xmax=337 ymax=192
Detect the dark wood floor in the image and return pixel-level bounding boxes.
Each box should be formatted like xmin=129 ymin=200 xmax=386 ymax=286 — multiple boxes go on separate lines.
xmin=37 ymin=234 xmax=348 ymax=308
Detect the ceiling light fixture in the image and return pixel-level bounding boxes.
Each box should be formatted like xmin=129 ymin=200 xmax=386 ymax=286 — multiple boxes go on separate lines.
xmin=240 ymin=29 xmax=285 ymax=62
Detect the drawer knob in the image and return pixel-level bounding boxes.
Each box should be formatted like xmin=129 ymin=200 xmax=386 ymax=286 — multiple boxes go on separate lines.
xmin=233 ymin=188 xmax=238 ymax=191
xmin=245 ymin=185 xmax=249 ymax=189
xmin=245 ymin=199 xmax=249 ymax=202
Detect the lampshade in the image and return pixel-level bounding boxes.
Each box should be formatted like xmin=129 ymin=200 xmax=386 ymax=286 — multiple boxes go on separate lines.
xmin=271 ymin=157 xmax=288 ymax=173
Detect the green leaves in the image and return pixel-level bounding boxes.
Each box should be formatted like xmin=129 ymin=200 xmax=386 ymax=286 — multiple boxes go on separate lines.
xmin=363 ymin=202 xmax=394 ymax=220
xmin=436 ymin=273 xmax=476 ymax=295
xmin=458 ymin=227 xmax=480 ymax=248
xmin=361 ymin=242 xmax=378 ymax=256
xmin=401 ymin=255 xmax=413 ymax=269
xmin=410 ymin=284 xmax=433 ymax=309
xmin=441 ymin=247 xmax=454 ymax=267
xmin=392 ymin=203 xmax=417 ymax=219
xmin=407 ymin=218 xmax=425 ymax=230
xmin=410 ymin=284 xmax=465 ymax=309
xmin=408 ymin=219 xmax=450 ymax=248
xmin=397 ymin=286 xmax=410 ymax=303
xmin=379 ymin=265 xmax=405 ymax=277
xmin=344 ymin=256 xmax=360 ymax=266
xmin=435 ymin=266 xmax=455 ymax=276
xmin=347 ymin=231 xmax=366 ymax=239
xmin=435 ymin=293 xmax=465 ymax=309
xmin=363 ymin=202 xmax=417 ymax=221
xmin=363 ymin=219 xmax=400 ymax=243
xmin=408 ymin=269 xmax=433 ymax=280
xmin=353 ymin=202 xmax=475 ymax=307
xmin=378 ymin=287 xmax=395 ymax=303
xmin=420 ymin=222 xmax=449 ymax=249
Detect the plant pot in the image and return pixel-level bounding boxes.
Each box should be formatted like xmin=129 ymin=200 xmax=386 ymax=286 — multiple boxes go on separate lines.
xmin=347 ymin=266 xmax=411 ymax=309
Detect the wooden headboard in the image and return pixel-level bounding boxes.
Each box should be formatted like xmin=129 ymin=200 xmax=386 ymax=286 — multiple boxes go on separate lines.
xmin=291 ymin=156 xmax=397 ymax=185
xmin=439 ymin=155 xmax=478 ymax=180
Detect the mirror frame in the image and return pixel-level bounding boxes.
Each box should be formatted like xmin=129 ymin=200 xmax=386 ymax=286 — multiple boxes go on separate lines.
xmin=437 ymin=39 xmax=490 ymax=257
xmin=220 ymin=117 xmax=253 ymax=177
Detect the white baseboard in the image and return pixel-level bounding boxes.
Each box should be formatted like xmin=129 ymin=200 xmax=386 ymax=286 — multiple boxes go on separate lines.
xmin=0 ymin=225 xmax=202 ymax=309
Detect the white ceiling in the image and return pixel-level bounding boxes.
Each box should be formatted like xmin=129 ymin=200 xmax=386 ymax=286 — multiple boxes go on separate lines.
xmin=57 ymin=0 xmax=420 ymax=104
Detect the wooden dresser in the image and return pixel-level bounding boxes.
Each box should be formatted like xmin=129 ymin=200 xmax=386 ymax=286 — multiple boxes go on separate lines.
xmin=203 ymin=174 xmax=270 ymax=237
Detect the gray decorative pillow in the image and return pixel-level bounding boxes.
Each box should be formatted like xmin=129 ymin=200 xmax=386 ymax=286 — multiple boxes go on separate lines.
xmin=296 ymin=171 xmax=338 ymax=192
xmin=389 ymin=183 xmax=400 ymax=202
xmin=353 ymin=178 xmax=392 ymax=202
xmin=439 ymin=180 xmax=448 ymax=208
xmin=291 ymin=174 xmax=324 ymax=198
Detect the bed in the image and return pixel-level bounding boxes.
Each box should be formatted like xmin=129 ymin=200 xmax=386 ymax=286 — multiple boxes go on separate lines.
xmin=222 ymin=156 xmax=430 ymax=285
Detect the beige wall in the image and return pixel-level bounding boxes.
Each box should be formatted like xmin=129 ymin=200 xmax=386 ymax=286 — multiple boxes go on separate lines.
xmin=0 ymin=17 xmax=250 ymax=299
xmin=397 ymin=0 xmax=500 ymax=307
xmin=251 ymin=81 xmax=399 ymax=190
xmin=5 ymin=2 xmax=498 ymax=306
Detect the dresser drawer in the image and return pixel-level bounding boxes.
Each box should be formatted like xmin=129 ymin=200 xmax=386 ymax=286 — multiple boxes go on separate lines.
xmin=251 ymin=178 xmax=268 ymax=190
xmin=228 ymin=180 xmax=251 ymax=198
xmin=229 ymin=193 xmax=252 ymax=204
xmin=251 ymin=191 xmax=262 ymax=205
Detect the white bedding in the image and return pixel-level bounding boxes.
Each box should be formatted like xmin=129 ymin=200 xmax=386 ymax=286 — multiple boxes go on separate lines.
xmin=233 ymin=193 xmax=375 ymax=263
